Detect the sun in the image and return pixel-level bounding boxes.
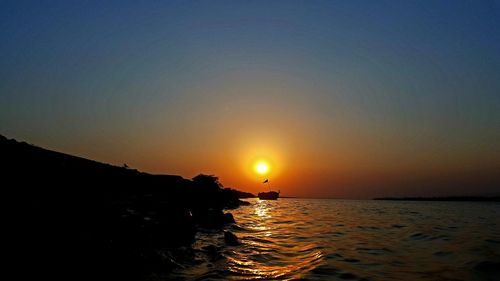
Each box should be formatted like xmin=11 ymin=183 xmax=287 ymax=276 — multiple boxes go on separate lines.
xmin=254 ymin=161 xmax=270 ymax=175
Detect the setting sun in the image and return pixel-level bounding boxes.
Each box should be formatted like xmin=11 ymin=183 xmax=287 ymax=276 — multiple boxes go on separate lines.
xmin=254 ymin=161 xmax=270 ymax=175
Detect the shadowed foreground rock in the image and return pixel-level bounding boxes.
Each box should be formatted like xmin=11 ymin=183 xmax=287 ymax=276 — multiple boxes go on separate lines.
xmin=1 ymin=135 xmax=249 ymax=281
xmin=224 ymin=231 xmax=240 ymax=246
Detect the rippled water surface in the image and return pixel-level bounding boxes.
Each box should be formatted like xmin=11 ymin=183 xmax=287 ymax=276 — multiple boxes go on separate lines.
xmin=170 ymin=199 xmax=500 ymax=281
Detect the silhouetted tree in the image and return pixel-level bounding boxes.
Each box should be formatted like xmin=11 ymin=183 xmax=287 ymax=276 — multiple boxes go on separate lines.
xmin=192 ymin=174 xmax=222 ymax=190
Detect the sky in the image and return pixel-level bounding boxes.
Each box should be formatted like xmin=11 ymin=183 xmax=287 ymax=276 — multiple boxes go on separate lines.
xmin=1 ymin=1 xmax=499 ymax=198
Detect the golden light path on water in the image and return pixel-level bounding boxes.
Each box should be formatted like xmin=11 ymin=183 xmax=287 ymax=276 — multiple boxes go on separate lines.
xmin=220 ymin=199 xmax=325 ymax=280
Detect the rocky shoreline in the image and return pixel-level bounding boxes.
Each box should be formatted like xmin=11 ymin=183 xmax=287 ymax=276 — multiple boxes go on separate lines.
xmin=2 ymin=135 xmax=252 ymax=280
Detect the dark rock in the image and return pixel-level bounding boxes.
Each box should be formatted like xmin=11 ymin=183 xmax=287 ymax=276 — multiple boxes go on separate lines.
xmin=223 ymin=213 xmax=236 ymax=224
xmin=195 ymin=209 xmax=226 ymax=229
xmin=224 ymin=231 xmax=239 ymax=246
xmin=194 ymin=210 xmax=236 ymax=229
xmin=1 ymin=135 xmax=250 ymax=280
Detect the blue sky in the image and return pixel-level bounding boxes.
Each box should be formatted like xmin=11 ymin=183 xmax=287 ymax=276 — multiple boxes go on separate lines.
xmin=1 ymin=1 xmax=499 ymax=197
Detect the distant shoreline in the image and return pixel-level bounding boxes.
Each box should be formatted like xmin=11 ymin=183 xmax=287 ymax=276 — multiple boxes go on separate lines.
xmin=373 ymin=196 xmax=500 ymax=202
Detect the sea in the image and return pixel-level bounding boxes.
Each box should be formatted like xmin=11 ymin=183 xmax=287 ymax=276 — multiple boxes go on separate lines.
xmin=169 ymin=198 xmax=500 ymax=281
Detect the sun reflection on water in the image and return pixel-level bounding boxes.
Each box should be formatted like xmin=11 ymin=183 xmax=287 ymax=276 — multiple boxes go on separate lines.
xmin=225 ymin=199 xmax=325 ymax=280
xmin=254 ymin=200 xmax=271 ymax=219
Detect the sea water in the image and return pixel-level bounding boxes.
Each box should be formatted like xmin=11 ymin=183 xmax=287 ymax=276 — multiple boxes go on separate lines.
xmin=170 ymin=198 xmax=500 ymax=281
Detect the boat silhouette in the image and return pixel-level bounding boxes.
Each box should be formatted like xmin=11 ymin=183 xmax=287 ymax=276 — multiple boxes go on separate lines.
xmin=258 ymin=190 xmax=280 ymax=200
